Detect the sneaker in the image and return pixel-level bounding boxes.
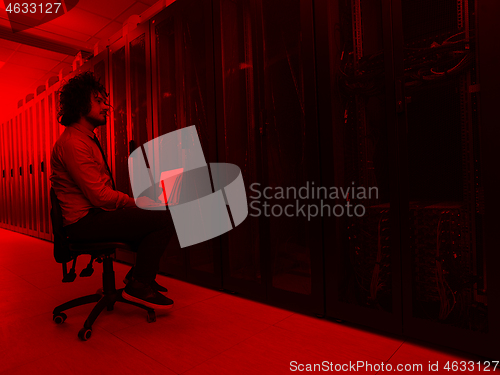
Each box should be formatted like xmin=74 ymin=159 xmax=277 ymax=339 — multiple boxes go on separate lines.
xmin=124 ymin=267 xmax=168 ymax=292
xmin=122 ymin=280 xmax=173 ymax=310
xmin=150 ymin=279 xmax=169 ymax=293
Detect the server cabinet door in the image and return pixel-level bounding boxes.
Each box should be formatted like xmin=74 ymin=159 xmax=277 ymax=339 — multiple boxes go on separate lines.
xmin=6 ymin=120 xmax=14 ymax=230
xmin=3 ymin=122 xmax=9 ymax=229
xmin=47 ymin=91 xmax=58 ymax=241
xmin=253 ymin=0 xmax=323 ymax=314
xmin=113 ymin=25 xmax=155 ymax=266
xmin=25 ymin=106 xmax=32 ymax=235
xmin=477 ymin=1 xmax=500 ymax=360
xmin=21 ymin=109 xmax=28 ymax=234
xmin=10 ymin=119 xmax=16 ymax=230
xmin=13 ymin=116 xmax=20 ymax=232
xmin=12 ymin=117 xmax=18 ymax=231
xmin=110 ymin=38 xmax=130 ymax=197
xmin=399 ymin=0 xmax=496 ymax=358
xmin=0 ymin=123 xmax=6 ymax=228
xmin=213 ymin=0 xmax=265 ymax=299
xmin=129 ymin=23 xmax=153 ymax=148
xmin=2 ymin=121 xmax=10 ymax=229
xmin=109 ymin=38 xmax=135 ymax=265
xmin=33 ymin=101 xmax=42 ymax=239
xmin=9 ymin=119 xmax=16 ymax=230
xmin=128 ymin=23 xmax=154 ymax=220
xmin=93 ymin=50 xmax=110 ymax=162
xmin=23 ymin=106 xmax=32 ymax=235
xmin=38 ymin=97 xmax=50 ymax=240
xmin=319 ymin=0 xmax=403 ymax=333
xmin=14 ymin=116 xmax=20 ymax=232
xmin=55 ymin=91 xmax=64 ymax=140
xmin=27 ymin=105 xmax=39 ymax=237
xmin=151 ymin=10 xmax=184 ymax=279
xmin=17 ymin=113 xmax=27 ymax=234
xmin=30 ymin=103 xmax=39 ymax=237
xmin=151 ymin=0 xmax=221 ymax=288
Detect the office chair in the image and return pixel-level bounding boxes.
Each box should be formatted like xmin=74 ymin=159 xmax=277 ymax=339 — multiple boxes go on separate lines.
xmin=50 ymin=188 xmax=156 ymax=341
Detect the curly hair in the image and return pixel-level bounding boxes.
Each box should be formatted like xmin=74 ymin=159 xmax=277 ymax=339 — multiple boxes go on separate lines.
xmin=57 ymin=71 xmax=108 ymax=126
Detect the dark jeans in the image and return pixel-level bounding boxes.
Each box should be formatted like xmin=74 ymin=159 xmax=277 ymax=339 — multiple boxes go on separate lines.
xmin=65 ymin=207 xmax=174 ymax=284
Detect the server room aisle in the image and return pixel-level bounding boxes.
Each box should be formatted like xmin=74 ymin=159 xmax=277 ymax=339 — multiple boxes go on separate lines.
xmin=0 ymin=228 xmax=484 ymax=374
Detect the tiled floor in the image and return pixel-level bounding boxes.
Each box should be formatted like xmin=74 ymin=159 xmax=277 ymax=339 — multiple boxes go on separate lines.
xmin=0 ymin=228 xmax=490 ymax=374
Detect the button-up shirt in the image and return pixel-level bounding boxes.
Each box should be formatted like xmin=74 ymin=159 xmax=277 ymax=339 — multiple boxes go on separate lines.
xmin=50 ymin=123 xmax=134 ymax=226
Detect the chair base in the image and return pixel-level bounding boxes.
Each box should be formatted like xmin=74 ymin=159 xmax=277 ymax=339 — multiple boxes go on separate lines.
xmin=52 ymin=255 xmax=156 ymax=340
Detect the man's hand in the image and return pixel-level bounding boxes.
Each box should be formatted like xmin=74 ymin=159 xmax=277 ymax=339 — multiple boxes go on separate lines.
xmin=135 ymin=196 xmax=159 ymax=208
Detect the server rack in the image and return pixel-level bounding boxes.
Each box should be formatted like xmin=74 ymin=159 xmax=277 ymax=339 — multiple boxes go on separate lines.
xmin=108 ymin=25 xmax=156 ymax=266
xmin=16 ymin=113 xmax=26 ymax=234
xmin=54 ymin=86 xmax=64 ymax=141
xmin=3 ymin=120 xmax=9 ymax=230
xmin=7 ymin=119 xmax=12 ymax=230
xmin=46 ymin=87 xmax=59 ymax=242
xmin=12 ymin=115 xmax=20 ymax=232
xmin=19 ymin=101 xmax=31 ymax=234
xmin=12 ymin=117 xmax=18 ymax=233
xmin=8 ymin=119 xmax=15 ymax=231
xmin=476 ymin=0 xmax=500 ymax=361
xmin=151 ymin=0 xmax=221 ymax=289
xmin=318 ymin=0 xmax=497 ymax=357
xmin=250 ymin=0 xmax=324 ymax=314
xmin=38 ymin=95 xmax=45 ymax=239
xmin=33 ymin=95 xmax=42 ymax=239
xmin=214 ymin=0 xmax=326 ymax=315
xmin=31 ymin=99 xmax=39 ymax=238
xmin=150 ymin=5 xmax=185 ymax=280
xmin=112 ymin=23 xmax=154 ymax=267
xmin=92 ymin=50 xmax=111 ymax=161
xmin=39 ymin=91 xmax=51 ymax=240
xmin=0 ymin=122 xmax=6 ymax=229
xmin=318 ymin=0 xmax=403 ymax=333
xmin=399 ymin=0 xmax=496 ymax=359
xmin=109 ymin=37 xmax=130 ymax=199
xmin=0 ymin=123 xmax=3 ymax=228
xmin=212 ymin=0 xmax=265 ymax=300
xmin=128 ymin=22 xmax=154 ymax=181
xmin=108 ymin=29 xmax=144 ymax=266
xmin=36 ymin=91 xmax=49 ymax=240
xmin=28 ymin=101 xmax=38 ymax=237
xmin=10 ymin=117 xmax=16 ymax=231
xmin=6 ymin=120 xmax=14 ymax=230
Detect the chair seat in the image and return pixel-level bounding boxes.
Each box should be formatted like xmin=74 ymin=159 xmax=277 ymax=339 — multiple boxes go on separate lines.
xmin=69 ymin=241 xmax=132 ymax=254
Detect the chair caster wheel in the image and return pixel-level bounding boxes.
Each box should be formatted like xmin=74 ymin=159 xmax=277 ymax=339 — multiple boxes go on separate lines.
xmin=147 ymin=311 xmax=156 ymax=323
xmin=78 ymin=327 xmax=92 ymax=341
xmin=53 ymin=312 xmax=67 ymax=324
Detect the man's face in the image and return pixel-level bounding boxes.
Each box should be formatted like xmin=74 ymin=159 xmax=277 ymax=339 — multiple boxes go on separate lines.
xmin=84 ymin=92 xmax=109 ymax=127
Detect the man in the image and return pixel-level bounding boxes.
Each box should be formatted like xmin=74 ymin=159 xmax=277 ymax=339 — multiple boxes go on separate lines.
xmin=50 ymin=71 xmax=174 ymax=310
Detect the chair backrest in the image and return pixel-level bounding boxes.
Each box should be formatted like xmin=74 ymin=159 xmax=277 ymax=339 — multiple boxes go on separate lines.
xmin=50 ymin=188 xmax=74 ymax=263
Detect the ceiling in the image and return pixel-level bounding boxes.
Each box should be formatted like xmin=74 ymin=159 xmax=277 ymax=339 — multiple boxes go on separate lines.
xmin=0 ymin=0 xmax=161 ymax=123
